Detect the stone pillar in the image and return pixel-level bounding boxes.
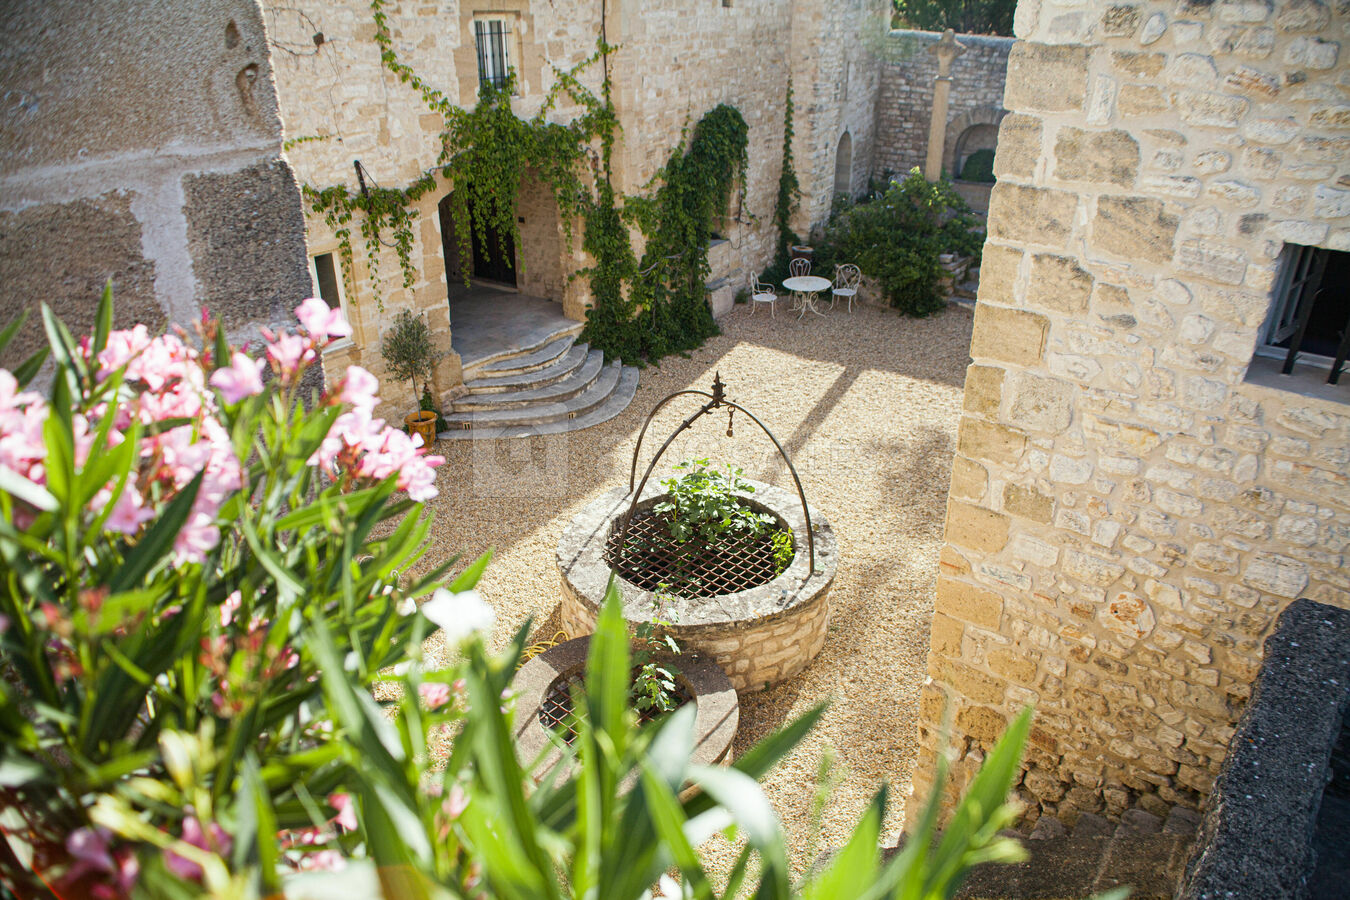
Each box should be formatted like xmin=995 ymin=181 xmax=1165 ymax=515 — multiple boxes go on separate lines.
xmin=924 ymin=29 xmax=966 ymax=181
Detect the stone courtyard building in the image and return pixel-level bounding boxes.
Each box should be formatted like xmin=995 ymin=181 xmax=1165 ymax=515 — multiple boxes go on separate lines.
xmin=8 ymin=0 xmax=1350 ymax=850
xmin=262 ymin=0 xmax=890 ymax=415
xmin=914 ymin=0 xmax=1350 ymax=829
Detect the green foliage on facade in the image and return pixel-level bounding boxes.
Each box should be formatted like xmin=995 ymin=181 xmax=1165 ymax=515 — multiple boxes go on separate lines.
xmin=959 ymin=147 xmax=997 ymax=183
xmin=892 ymin=0 xmax=1016 ymax=36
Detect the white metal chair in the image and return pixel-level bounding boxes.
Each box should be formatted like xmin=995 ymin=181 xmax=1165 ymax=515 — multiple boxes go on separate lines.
xmin=748 ymin=272 xmax=778 ymax=318
xmin=832 ymin=263 xmax=861 ymax=312
xmin=789 ymin=257 xmax=811 ymax=279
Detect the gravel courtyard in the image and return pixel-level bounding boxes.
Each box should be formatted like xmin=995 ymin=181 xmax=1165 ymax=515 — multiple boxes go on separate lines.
xmin=417 ymin=299 xmax=974 ymax=866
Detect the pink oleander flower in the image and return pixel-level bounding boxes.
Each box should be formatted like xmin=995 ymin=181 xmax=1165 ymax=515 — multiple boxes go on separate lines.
xmin=125 ymin=334 xmax=192 ymax=392
xmin=336 ymin=365 xmax=379 ymax=413
xmin=329 ymin=792 xmax=359 ymax=833
xmin=96 ymin=325 xmax=152 ymax=380
xmin=308 ymin=408 xmax=444 ymax=501
xmin=164 ymin=816 xmax=231 ymax=882
xmin=220 ymin=590 xmax=242 ymax=627
xmin=63 ymin=827 xmax=139 ymax=897
xmin=419 ymin=682 xmax=452 ymax=710
xmin=209 ymin=351 xmax=265 ymax=404
xmin=299 ymin=850 xmax=347 ymax=872
xmin=264 ymin=331 xmax=316 ymax=379
xmin=295 ymin=297 xmax=353 ymax=342
xmin=0 ymin=369 xmax=42 ymax=412
xmin=105 ymin=483 xmax=154 ymax=535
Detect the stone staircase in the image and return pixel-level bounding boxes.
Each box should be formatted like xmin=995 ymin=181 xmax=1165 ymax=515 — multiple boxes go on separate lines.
xmin=886 ymin=807 xmax=1201 ymax=899
xmin=440 ymin=326 xmax=639 ymax=440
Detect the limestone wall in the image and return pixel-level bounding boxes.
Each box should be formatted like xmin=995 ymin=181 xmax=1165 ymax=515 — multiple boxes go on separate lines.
xmin=915 ymin=0 xmax=1350 ymax=828
xmin=0 ymin=0 xmax=310 ymax=367
xmin=267 ymin=0 xmax=890 ymax=410
xmin=873 ymin=29 xmax=1014 ymax=181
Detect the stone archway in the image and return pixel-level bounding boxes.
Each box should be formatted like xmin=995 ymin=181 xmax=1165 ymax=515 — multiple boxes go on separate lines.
xmin=943 ymin=106 xmax=1006 ymax=179
xmin=833 ymin=131 xmax=853 ymax=197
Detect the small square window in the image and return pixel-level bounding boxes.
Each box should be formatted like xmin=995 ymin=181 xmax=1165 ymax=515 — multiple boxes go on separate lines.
xmin=309 ymin=252 xmax=350 ymax=341
xmin=474 ymin=17 xmax=512 ymax=92
xmin=1259 ymin=244 xmax=1350 ymax=384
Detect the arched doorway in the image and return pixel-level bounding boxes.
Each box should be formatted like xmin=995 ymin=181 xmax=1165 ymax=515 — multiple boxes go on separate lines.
xmin=953 ymin=123 xmax=999 ymax=181
xmin=833 ymin=132 xmax=853 ymax=197
xmin=438 ymin=171 xmax=574 ymax=372
xmin=439 ymin=191 xmax=517 ymax=290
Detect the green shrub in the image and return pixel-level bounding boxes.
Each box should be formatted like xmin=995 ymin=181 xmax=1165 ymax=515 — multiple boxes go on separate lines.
xmin=816 ymin=169 xmax=983 ymax=317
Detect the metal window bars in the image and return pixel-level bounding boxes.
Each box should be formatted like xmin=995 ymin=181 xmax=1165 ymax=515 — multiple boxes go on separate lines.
xmin=474 ymin=19 xmax=509 ymax=91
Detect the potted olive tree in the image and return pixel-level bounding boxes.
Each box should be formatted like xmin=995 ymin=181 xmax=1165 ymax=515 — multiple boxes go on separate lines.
xmin=380 ymin=309 xmax=442 ymax=446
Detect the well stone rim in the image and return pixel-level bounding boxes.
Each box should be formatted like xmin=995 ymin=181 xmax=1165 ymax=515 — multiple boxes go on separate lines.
xmin=557 ymin=478 xmax=837 ymax=631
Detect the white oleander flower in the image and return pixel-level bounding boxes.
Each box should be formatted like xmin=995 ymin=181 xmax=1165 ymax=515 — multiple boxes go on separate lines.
xmin=420 ymin=588 xmax=495 ymax=643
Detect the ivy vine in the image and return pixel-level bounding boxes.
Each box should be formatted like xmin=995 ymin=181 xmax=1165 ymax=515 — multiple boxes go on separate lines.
xmin=303 ymin=172 xmax=436 ymax=311
xmin=302 ymin=0 xmax=603 ymax=309
xmin=298 ymin=2 xmax=747 ymax=367
xmin=763 ymin=78 xmax=802 ymax=284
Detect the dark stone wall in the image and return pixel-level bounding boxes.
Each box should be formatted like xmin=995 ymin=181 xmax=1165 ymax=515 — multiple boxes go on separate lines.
xmin=0 ymin=193 xmax=162 ymax=369
xmin=184 ymin=160 xmax=313 ymax=337
xmin=0 ymin=0 xmax=310 ymax=357
xmin=1180 ymin=599 xmax=1350 ymax=899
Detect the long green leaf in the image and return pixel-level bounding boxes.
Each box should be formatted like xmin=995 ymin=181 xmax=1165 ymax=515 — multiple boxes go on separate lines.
xmin=234 ymin=753 xmax=281 ymax=893
xmin=109 ymin=471 xmax=203 ymax=592
xmin=0 ymin=311 xmax=28 ymax=357
xmin=12 ymin=346 xmax=50 ymax=388
xmin=0 ymin=465 xmax=57 ymax=512
xmin=92 ymin=280 xmax=114 ymax=357
xmin=640 ymin=761 xmax=713 ymax=900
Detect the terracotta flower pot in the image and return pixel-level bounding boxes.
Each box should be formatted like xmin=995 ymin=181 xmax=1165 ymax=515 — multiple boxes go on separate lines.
xmin=404 ymin=410 xmax=438 ymax=446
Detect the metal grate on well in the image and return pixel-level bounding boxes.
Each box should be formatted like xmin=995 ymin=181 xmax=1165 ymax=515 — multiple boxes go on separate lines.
xmin=539 ymin=673 xmax=585 ymax=744
xmin=604 ymin=508 xmax=791 ymax=598
xmin=538 ymin=671 xmax=693 ymax=744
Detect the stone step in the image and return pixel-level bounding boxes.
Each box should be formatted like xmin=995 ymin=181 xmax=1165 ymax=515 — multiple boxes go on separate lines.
xmin=951 ymin=832 xmax=1193 ymax=900
xmin=460 ymin=325 xmax=582 ymax=381
xmin=442 ymin=361 xmax=622 ymax=430
xmin=438 ymin=365 xmax=638 ymax=440
xmin=463 ymin=343 xmax=589 ymax=394
xmin=1163 ymin=805 xmax=1202 ymax=836
xmin=451 ymin=349 xmax=604 ymax=412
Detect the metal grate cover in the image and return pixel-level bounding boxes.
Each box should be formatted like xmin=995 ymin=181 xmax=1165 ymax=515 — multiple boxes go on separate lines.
xmin=538 ymin=671 xmax=691 ymax=744
xmin=604 ymin=508 xmax=791 ymax=598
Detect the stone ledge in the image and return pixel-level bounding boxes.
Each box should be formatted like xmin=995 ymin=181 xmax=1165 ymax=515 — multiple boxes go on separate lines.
xmin=557 ymin=479 xmax=837 ymax=691
xmin=1180 ymin=599 xmax=1350 ymax=899
xmin=511 ymin=635 xmax=738 ymax=779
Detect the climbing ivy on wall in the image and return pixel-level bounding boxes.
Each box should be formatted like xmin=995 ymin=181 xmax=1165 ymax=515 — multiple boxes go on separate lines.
xmin=303 ymin=173 xmax=436 ymax=311
xmin=625 ymin=105 xmax=748 ymax=361
xmin=299 ymin=1 xmax=746 ymax=365
xmin=770 ymin=79 xmax=803 ymax=281
xmin=301 ymin=0 xmax=598 ymax=309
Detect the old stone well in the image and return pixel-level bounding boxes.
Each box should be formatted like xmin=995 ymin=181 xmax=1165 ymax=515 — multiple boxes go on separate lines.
xmin=556 ymin=376 xmax=838 ymax=693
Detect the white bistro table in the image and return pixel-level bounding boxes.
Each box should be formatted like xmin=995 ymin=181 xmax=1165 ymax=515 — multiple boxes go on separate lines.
xmin=782 ymin=275 xmax=832 ymax=320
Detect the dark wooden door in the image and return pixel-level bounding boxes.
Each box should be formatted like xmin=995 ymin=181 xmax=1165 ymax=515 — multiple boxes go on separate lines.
xmin=470 ymin=201 xmax=517 ymax=287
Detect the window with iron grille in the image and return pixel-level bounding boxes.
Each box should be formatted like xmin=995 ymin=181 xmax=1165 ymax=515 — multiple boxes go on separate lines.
xmin=1259 ymin=244 xmax=1350 ymax=385
xmin=474 ymin=18 xmax=511 ymax=91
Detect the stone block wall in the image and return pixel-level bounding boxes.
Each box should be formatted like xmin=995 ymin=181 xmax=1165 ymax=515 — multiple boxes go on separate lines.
xmin=914 ymin=0 xmax=1350 ymax=829
xmin=0 ymin=0 xmax=310 ymax=367
xmin=268 ymin=0 xmax=890 ymax=412
xmin=873 ymin=30 xmax=1014 ymax=181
